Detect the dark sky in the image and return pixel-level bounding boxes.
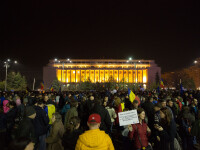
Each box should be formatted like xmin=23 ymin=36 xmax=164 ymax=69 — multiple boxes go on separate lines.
xmin=1 ymin=0 xmax=200 ymax=73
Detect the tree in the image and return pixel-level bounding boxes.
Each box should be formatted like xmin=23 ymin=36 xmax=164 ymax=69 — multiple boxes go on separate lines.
xmin=51 ymin=79 xmax=61 ymax=91
xmin=0 ymin=81 xmax=5 ymax=91
xmin=7 ymin=72 xmax=27 ymax=91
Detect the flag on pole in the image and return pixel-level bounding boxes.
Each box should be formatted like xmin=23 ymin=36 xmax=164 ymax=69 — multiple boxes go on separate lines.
xmin=160 ymin=79 xmax=164 ymax=88
xmin=41 ymin=82 xmax=44 ymax=91
xmin=128 ymin=88 xmax=135 ymax=103
xmin=50 ymin=85 xmax=54 ymax=92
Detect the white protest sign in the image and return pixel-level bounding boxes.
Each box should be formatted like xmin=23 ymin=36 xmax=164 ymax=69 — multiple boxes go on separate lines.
xmin=118 ymin=110 xmax=139 ymax=126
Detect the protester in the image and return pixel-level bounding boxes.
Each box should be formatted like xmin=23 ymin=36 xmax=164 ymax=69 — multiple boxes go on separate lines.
xmin=46 ymin=112 xmax=65 ymax=150
xmin=90 ymin=99 xmax=112 ymax=134
xmin=62 ymin=116 xmax=83 ymax=150
xmin=34 ymin=99 xmax=49 ymax=150
xmin=16 ymin=106 xmax=37 ymax=144
xmin=64 ymin=100 xmax=78 ymax=128
xmin=105 ymin=102 xmax=117 ymax=132
xmin=75 ymin=113 xmax=115 ymax=150
xmin=128 ymin=108 xmax=151 ymax=150
xmin=3 ymin=100 xmax=10 ymax=113
xmin=154 ymin=107 xmax=176 ymax=150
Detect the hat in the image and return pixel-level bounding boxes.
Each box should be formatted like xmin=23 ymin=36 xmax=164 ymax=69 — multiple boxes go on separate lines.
xmin=25 ymin=106 xmax=36 ymax=116
xmin=88 ymin=114 xmax=101 ymax=124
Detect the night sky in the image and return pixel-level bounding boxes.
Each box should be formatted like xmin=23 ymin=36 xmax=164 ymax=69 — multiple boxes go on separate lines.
xmin=1 ymin=0 xmax=200 ymax=74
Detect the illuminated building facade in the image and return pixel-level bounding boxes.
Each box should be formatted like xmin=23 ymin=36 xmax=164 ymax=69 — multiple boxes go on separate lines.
xmin=43 ymin=59 xmax=161 ymax=89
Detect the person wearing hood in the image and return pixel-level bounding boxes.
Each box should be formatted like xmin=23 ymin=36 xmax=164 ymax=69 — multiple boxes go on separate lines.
xmin=3 ymin=100 xmax=10 ymax=113
xmin=16 ymin=106 xmax=37 ymax=144
xmin=75 ymin=113 xmax=114 ymax=150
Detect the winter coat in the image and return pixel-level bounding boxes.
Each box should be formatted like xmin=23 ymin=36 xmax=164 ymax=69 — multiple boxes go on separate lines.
xmin=46 ymin=120 xmax=65 ymax=150
xmin=6 ymin=107 xmax=18 ymax=130
xmin=3 ymin=100 xmax=9 ymax=113
xmin=34 ymin=106 xmax=49 ymax=136
xmin=157 ymin=119 xmax=177 ymax=150
xmin=75 ymin=129 xmax=114 ymax=150
xmin=16 ymin=117 xmax=36 ymax=143
xmin=62 ymin=129 xmax=83 ymax=150
xmin=128 ymin=121 xmax=150 ymax=149
xmin=64 ymin=107 xmax=78 ymax=128
xmin=91 ymin=104 xmax=112 ymax=134
xmin=0 ymin=112 xmax=7 ymax=131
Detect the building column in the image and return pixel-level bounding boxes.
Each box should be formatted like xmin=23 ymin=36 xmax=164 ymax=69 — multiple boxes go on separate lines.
xmin=65 ymin=70 xmax=67 ymax=83
xmin=118 ymin=69 xmax=119 ymax=83
xmin=70 ymin=70 xmax=71 ymax=84
xmin=142 ymin=69 xmax=143 ymax=84
xmin=104 ymin=70 xmax=105 ymax=82
xmin=79 ymin=70 xmax=81 ymax=83
xmin=94 ymin=70 xmax=95 ymax=83
xmin=128 ymin=70 xmax=129 ymax=83
xmin=75 ymin=69 xmax=76 ymax=83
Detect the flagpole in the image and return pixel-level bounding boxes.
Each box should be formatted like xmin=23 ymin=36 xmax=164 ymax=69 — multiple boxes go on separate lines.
xmin=33 ymin=78 xmax=35 ymax=91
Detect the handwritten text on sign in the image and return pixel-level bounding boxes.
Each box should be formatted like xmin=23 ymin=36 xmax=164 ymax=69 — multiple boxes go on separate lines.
xmin=118 ymin=110 xmax=139 ymax=126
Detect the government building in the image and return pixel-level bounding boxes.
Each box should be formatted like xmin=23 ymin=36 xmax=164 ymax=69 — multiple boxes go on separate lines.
xmin=43 ymin=59 xmax=161 ymax=89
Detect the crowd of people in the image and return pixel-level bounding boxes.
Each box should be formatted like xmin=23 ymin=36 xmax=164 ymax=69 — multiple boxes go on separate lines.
xmin=0 ymin=89 xmax=200 ymax=150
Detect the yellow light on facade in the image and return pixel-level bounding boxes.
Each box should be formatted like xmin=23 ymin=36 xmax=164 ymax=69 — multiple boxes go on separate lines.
xmin=143 ymin=76 xmax=147 ymax=83
xmin=73 ymin=71 xmax=75 ymax=73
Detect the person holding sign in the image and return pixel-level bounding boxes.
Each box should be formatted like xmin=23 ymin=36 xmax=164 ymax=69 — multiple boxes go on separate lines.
xmin=128 ymin=108 xmax=152 ymax=150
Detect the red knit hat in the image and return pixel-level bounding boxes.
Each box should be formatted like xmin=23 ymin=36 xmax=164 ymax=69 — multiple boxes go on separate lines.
xmin=88 ymin=114 xmax=101 ymax=123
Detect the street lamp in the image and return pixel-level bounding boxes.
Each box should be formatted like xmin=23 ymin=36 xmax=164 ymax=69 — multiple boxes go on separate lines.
xmin=128 ymin=57 xmax=136 ymax=83
xmin=4 ymin=59 xmax=18 ymax=91
xmin=194 ymin=60 xmax=198 ymax=64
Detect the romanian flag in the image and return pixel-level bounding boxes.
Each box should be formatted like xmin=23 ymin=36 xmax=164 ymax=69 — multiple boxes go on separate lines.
xmin=41 ymin=82 xmax=44 ymax=91
xmin=50 ymin=85 xmax=54 ymax=92
xmin=128 ymin=88 xmax=135 ymax=103
xmin=160 ymin=79 xmax=164 ymax=88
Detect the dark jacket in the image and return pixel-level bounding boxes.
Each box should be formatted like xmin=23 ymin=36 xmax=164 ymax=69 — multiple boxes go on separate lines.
xmin=64 ymin=107 xmax=78 ymax=128
xmin=158 ymin=119 xmax=177 ymax=150
xmin=34 ymin=106 xmax=49 ymax=136
xmin=16 ymin=117 xmax=36 ymax=143
xmin=6 ymin=107 xmax=18 ymax=130
xmin=62 ymin=129 xmax=83 ymax=150
xmin=91 ymin=104 xmax=112 ymax=134
xmin=0 ymin=112 xmax=7 ymax=131
xmin=46 ymin=120 xmax=65 ymax=150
